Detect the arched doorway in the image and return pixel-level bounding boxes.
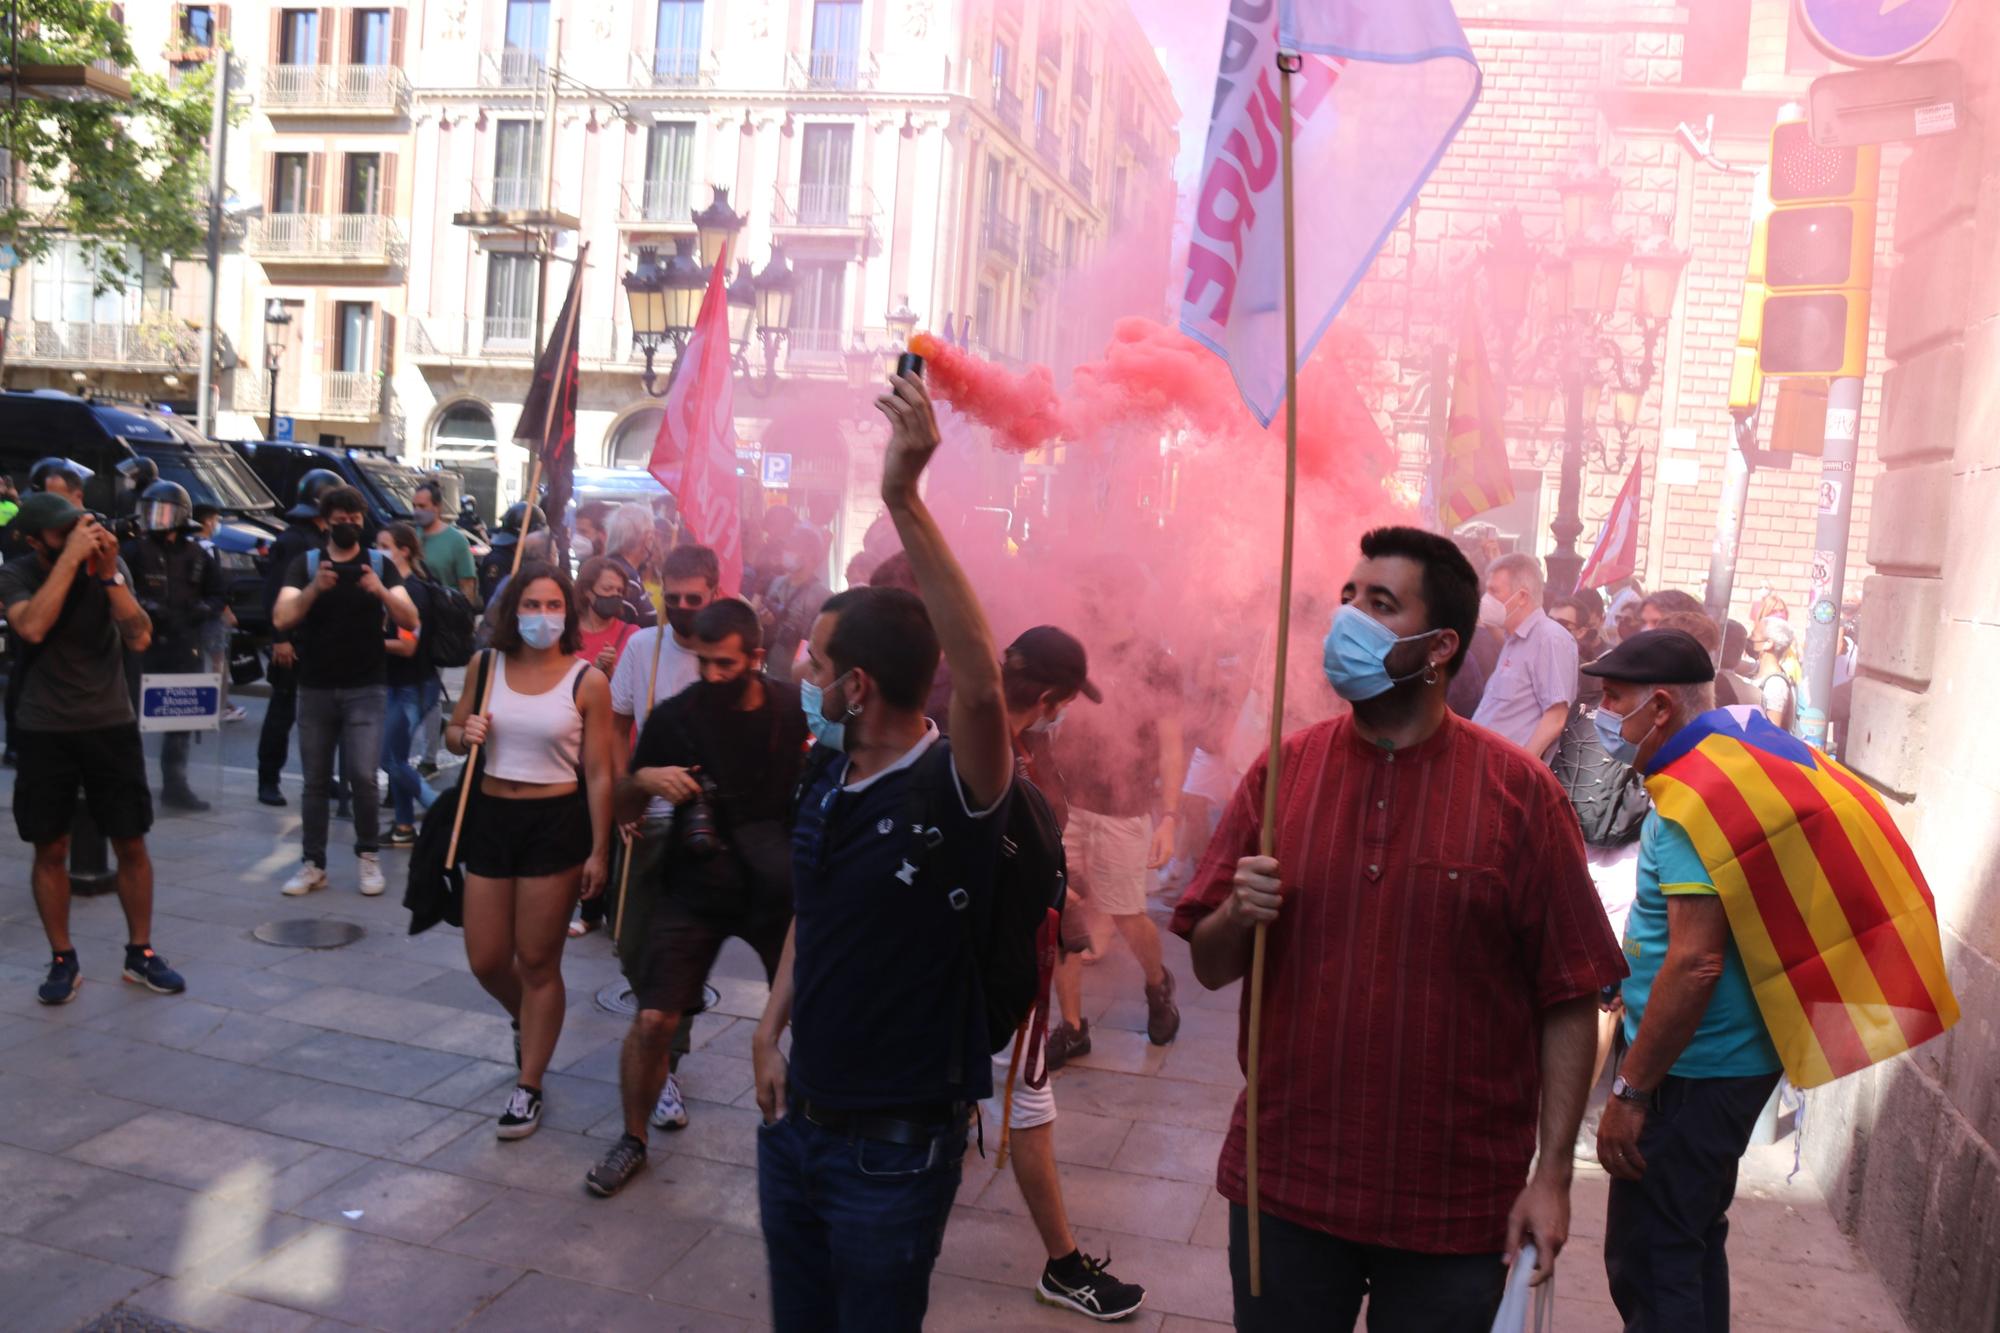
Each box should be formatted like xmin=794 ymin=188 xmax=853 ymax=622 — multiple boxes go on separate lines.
xmin=608 ymin=406 xmax=663 ymax=469
xmin=431 ymin=399 xmax=500 ymax=527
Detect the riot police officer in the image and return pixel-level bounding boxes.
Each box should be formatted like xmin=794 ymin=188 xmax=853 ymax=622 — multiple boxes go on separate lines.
xmin=256 ymin=468 xmax=340 ymax=807
xmin=121 ymin=480 xmax=224 ymax=811
xmin=476 ymin=501 xmax=544 ymax=608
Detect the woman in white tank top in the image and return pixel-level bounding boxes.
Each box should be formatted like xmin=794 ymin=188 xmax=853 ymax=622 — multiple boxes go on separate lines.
xmin=445 ymin=561 xmax=617 ymax=1139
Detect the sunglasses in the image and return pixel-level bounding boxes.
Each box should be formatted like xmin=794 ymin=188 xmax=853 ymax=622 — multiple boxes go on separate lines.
xmin=1552 ymin=617 xmax=1579 ymax=631
xmin=660 ymin=592 xmax=709 ymax=608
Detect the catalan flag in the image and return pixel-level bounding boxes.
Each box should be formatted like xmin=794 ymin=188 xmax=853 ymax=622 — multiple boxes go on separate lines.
xmin=1644 ymin=707 xmax=1958 ymax=1089
xmin=1438 ymin=298 xmax=1514 ymax=530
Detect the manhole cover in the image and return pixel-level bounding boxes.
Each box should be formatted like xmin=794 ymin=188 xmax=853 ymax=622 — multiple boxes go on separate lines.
xmin=78 ymin=1309 xmax=195 ymax=1332
xmin=252 ymin=919 xmax=366 ymax=949
xmin=595 ymin=980 xmax=720 ymax=1016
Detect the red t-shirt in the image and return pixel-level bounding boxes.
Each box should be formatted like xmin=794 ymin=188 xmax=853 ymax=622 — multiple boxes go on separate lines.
xmin=1169 ymin=711 xmax=1626 ymax=1254
xmin=577 ymin=619 xmax=637 ymax=676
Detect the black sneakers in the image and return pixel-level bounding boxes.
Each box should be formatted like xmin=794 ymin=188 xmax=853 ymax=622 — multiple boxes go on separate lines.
xmin=1046 ymin=1019 xmax=1092 ymax=1072
xmin=122 ymin=946 xmax=186 ymax=995
xmin=1037 ymin=1249 xmax=1146 ymax=1321
xmin=585 ymin=1135 xmax=648 ymax=1197
xmin=497 ymin=1085 xmax=541 ymax=1139
xmin=1145 ymin=970 xmax=1180 ymax=1046
xmin=38 ymin=951 xmax=81 ymax=1005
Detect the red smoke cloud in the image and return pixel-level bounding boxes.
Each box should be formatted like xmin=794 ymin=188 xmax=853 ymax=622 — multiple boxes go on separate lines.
xmin=909 ymin=332 xmax=1067 ymax=454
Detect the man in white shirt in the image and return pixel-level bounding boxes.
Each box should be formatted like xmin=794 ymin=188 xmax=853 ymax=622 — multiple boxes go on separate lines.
xmin=609 ymin=544 xmax=719 ymax=736
xmin=1473 ymin=552 xmax=1578 ymax=763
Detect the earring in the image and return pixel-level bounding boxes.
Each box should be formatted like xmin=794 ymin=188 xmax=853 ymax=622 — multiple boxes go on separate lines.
xmin=1422 ymin=663 xmax=1440 ymax=685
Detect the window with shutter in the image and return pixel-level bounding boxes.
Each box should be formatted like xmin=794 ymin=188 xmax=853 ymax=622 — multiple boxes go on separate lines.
xmin=352 ymin=9 xmax=392 ymax=64
xmin=271 ymin=153 xmax=310 ymax=213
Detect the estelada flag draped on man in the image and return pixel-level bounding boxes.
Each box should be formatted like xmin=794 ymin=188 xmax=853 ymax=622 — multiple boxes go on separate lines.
xmin=1644 ymin=707 xmax=1958 ymax=1089
xmin=515 ymin=242 xmax=588 ymax=562
xmin=1179 ymin=0 xmax=1481 ymax=425
xmin=648 ymin=239 xmax=743 ymax=595
xmin=1437 ymin=297 xmax=1513 ymax=529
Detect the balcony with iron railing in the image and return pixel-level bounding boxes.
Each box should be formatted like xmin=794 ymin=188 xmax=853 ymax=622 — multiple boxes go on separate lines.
xmin=619 ymin=177 xmax=694 ymax=225
xmin=263 ymin=64 xmax=409 ymax=113
xmin=246 ymin=213 xmax=403 ymax=264
xmin=785 ymin=327 xmax=845 ymax=363
xmin=632 ymin=48 xmax=706 ymax=88
xmin=1035 ymin=123 xmax=1062 ymax=166
xmin=1068 ymin=155 xmax=1093 ymax=202
xmin=484 ymin=176 xmax=544 ymax=212
xmin=1027 ymin=240 xmax=1059 ymax=283
xmin=773 ymin=181 xmax=877 ymax=231
xmin=1074 ymin=64 xmax=1093 ymax=104
xmin=482 ymin=313 xmax=534 ymax=352
xmin=788 ymin=49 xmax=876 ymax=92
xmin=6 ymin=319 xmax=200 ymax=370
xmin=984 ymin=213 xmax=1020 ymax=262
xmin=992 ymin=85 xmax=1023 ymax=135
xmin=481 ymin=49 xmax=546 ymax=89
xmin=1039 ymin=30 xmax=1062 ymax=70
xmin=231 ymin=370 xmax=384 ymax=421
xmin=324 ymin=371 xmax=386 ymax=420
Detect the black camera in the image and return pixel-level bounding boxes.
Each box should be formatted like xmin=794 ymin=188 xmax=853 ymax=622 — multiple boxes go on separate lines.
xmin=677 ymin=775 xmax=726 ymax=861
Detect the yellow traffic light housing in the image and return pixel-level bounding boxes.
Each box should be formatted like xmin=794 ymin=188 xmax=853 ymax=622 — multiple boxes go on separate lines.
xmin=1770 ymin=376 xmax=1827 ymax=455
xmin=1757 ymin=120 xmax=1879 ymax=379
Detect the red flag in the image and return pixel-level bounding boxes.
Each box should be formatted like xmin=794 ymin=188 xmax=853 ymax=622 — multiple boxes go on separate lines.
xmin=1577 ymin=454 xmax=1644 ymax=592
xmin=1438 ymin=298 xmax=1514 ymax=530
xmin=649 ymin=243 xmax=742 ymax=595
xmin=515 ymin=243 xmax=588 ymax=560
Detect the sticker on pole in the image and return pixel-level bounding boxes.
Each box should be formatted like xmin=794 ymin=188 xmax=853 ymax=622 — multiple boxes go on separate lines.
xmin=1809 ymin=549 xmax=1838 ymax=604
xmin=1817 ymin=477 xmax=1844 ymax=516
xmin=1824 ymin=408 xmax=1859 ymax=442
xmin=139 ymin=673 xmax=223 ymax=734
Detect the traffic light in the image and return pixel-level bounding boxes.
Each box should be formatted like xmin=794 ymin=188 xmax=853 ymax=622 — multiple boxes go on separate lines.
xmin=1757 ymin=120 xmax=1879 ymax=378
xmin=1770 ymin=376 xmax=1827 ymax=455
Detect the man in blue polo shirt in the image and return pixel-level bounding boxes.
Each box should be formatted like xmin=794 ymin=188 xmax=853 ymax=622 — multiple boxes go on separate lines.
xmin=751 ymin=369 xmax=1014 ymax=1331
xmin=1583 ymin=629 xmax=1781 ymax=1332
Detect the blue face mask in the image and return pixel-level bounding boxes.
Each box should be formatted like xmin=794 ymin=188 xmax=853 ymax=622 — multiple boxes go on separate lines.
xmin=798 ymin=674 xmax=847 ymax=751
xmin=1593 ymin=701 xmax=1652 ymax=767
xmin=1321 ymin=604 xmax=1441 ymax=702
xmin=518 ymin=612 xmax=563 ymax=650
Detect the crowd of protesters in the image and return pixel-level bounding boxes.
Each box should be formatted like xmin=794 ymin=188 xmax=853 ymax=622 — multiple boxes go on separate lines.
xmin=1 ymin=407 xmax=1853 ymax=1330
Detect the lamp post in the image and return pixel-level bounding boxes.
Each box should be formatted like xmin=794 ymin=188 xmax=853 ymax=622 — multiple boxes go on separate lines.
xmin=1483 ymin=174 xmax=1687 ymax=600
xmin=622 ymin=187 xmax=795 ymax=396
xmin=752 ymin=244 xmax=796 ymax=392
xmin=885 ymin=296 xmax=920 ymax=349
xmin=624 ymin=237 xmax=709 ymax=396
xmin=262 ymin=297 xmax=292 ymax=440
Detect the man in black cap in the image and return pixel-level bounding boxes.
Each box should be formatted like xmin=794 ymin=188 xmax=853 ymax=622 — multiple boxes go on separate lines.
xmin=0 ymin=492 xmax=186 ymax=1004
xmin=1580 ymin=629 xmax=1780 ymax=1332
xmin=256 ymin=469 xmax=338 ymax=807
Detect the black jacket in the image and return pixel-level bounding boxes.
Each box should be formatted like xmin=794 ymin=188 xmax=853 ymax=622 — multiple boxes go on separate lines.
xmin=121 ymin=531 xmax=223 ymax=663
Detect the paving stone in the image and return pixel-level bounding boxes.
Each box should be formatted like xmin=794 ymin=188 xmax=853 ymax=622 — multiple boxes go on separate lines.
xmin=1154 ymin=1034 xmax=1248 ymax=1088
xmin=126 ymin=1277 xmax=321 ymax=1333
xmin=971 ymin=1159 xmax=1211 ymax=1245
xmin=399 ymin=969 xmax=503 ymax=1013
xmin=227 ymin=1225 xmax=521 ymax=1333
xmin=1189 ymin=1190 xmax=1229 ymax=1248
xmin=250 ymin=1083 xmax=456 ymax=1156
xmin=264 ymin=1030 xmax=476 ymax=1098
xmin=1110 ymin=1120 xmax=1229 ymax=1186
xmin=69 ymin=1110 xmax=320 ymax=1195
xmin=648 ymin=1225 xmax=773 ymax=1323
xmin=0 ymin=1071 xmax=149 ymax=1152
xmin=1045 ymin=1065 xmax=1242 ymax=1131
xmin=923 ymin=1272 xmax=1168 ymax=1331
xmin=412 ymin=1058 xmax=518 ymax=1110
xmin=435 ymin=1188 xmax=708 ymax=1291
xmin=0 ymin=1142 xmax=134 ymax=1236
xmin=290 ymin=1158 xmax=504 ymax=1245
xmin=626 ymin=1097 xmax=766 ymax=1167
xmin=264 ymin=951 xmax=450 ymax=996
xmin=418 ymin=1119 xmax=618 ymax=1198
xmin=112 ymin=1046 xmax=327 ymax=1124
xmin=461 ymin=1270 xmax=757 ymax=1331
xmin=0 ymin=1235 xmax=155 ymax=1333
xmin=80 ymin=998 xmax=233 ymax=1051
xmin=171 ymin=965 xmax=320 ymax=1017
xmin=668 ymin=1049 xmax=755 ymax=1108
xmin=190 ymin=1012 xmax=320 ymax=1066
xmin=36 ymin=1174 xmax=311 ymax=1285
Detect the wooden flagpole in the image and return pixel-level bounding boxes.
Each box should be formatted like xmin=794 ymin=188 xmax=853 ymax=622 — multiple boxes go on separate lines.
xmin=610 ymin=509 xmax=687 ymax=945
xmin=1244 ymin=48 xmax=1306 ymax=1301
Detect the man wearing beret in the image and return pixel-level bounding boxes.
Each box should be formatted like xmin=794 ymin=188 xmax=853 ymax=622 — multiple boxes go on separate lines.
xmin=1583 ymin=629 xmax=1781 ymax=1332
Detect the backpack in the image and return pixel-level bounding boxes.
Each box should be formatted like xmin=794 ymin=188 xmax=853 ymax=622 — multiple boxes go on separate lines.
xmin=1554 ymin=700 xmax=1651 ymax=848
xmin=794 ymin=741 xmax=1063 ymax=1078
xmin=422 ymin=579 xmax=478 ymax=668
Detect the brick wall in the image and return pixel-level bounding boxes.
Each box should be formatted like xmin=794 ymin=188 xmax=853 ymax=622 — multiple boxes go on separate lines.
xmin=1350 ymin=6 xmax=1891 ymax=629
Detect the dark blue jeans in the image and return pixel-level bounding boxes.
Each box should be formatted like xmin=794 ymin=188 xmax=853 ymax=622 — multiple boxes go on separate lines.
xmin=1228 ymin=1205 xmax=1505 ymax=1333
xmin=1605 ymin=1069 xmax=1781 ymax=1332
xmin=381 ymin=678 xmax=440 ymax=827
xmin=757 ymin=1107 xmax=968 ymax=1332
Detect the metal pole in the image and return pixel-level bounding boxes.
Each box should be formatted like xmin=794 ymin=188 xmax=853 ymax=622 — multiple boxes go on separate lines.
xmin=1702 ymin=412 xmax=1757 ymax=624
xmin=1545 ymin=362 xmax=1587 ymax=599
xmin=1427 ymin=341 xmax=1450 ymax=527
xmin=196 ymin=50 xmax=230 ymax=437
xmin=1798 ymin=376 xmax=1861 ymax=750
xmin=267 ymin=354 xmax=278 ymax=440
xmin=532 ymin=22 xmax=561 ymax=363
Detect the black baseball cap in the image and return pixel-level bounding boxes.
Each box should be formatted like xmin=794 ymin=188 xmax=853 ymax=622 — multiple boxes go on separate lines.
xmin=1004 ymin=626 xmax=1101 ymax=704
xmin=11 ymin=491 xmax=85 ymax=535
xmin=1580 ymin=628 xmax=1715 ymax=684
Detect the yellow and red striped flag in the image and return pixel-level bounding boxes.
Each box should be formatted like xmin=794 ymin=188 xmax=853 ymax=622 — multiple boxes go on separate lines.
xmin=1438 ymin=299 xmax=1514 ymax=530
xmin=1645 ymin=707 xmax=1958 ymax=1089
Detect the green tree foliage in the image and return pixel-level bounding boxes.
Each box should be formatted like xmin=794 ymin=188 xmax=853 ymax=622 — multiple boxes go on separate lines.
xmin=2 ymin=0 xmax=214 ymax=292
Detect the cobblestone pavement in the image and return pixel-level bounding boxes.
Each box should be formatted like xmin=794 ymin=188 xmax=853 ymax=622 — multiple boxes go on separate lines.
xmin=0 ymin=693 xmax=1912 ymax=1331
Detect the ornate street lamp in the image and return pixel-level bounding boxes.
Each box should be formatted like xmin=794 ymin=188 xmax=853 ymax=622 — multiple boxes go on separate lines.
xmin=691 ymin=186 xmax=745 ymax=272
xmin=885 ymin=296 xmax=921 ymax=349
xmin=843 ymin=337 xmax=875 ymax=392
xmin=725 ymin=259 xmax=757 ymax=375
xmin=262 ymin=298 xmax=292 ymax=440
xmin=625 ymin=238 xmax=710 ymax=396
xmin=751 ymin=244 xmax=796 ymax=394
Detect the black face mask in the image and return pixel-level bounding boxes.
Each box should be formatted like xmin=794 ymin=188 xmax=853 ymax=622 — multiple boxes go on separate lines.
xmin=328 ymin=523 xmax=362 ymax=551
xmin=665 ymin=606 xmax=699 ymax=637
xmin=698 ymin=672 xmax=753 ymax=707
xmin=592 ymin=595 xmax=625 ymax=621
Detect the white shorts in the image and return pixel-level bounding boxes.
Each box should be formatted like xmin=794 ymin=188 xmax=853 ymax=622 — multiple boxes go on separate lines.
xmin=1063 ymin=807 xmax=1153 ymax=917
xmin=1587 ymin=840 xmax=1640 ymax=944
xmin=985 ymin=1034 xmax=1057 ymax=1132
xmin=1182 ymin=746 xmax=1238 ymax=807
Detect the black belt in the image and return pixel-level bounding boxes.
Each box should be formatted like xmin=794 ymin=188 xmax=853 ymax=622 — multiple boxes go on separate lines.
xmin=798 ymin=1098 xmax=968 ymax=1147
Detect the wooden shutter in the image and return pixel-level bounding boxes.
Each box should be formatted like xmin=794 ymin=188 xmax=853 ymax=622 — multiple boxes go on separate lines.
xmin=316 ymin=8 xmax=335 ymax=64
xmin=262 ymin=152 xmax=276 ymax=212
xmin=268 ymin=8 xmax=283 ymax=64
xmin=389 ymin=8 xmax=407 ymax=67
xmin=170 ymin=3 xmax=185 ymax=41
xmin=321 ymin=301 xmax=336 ymax=374
xmin=216 ymin=4 xmax=231 ymax=41
xmin=378 ymin=310 xmax=397 ymax=378
xmin=379 ymin=151 xmax=398 ymax=216
xmin=305 ymin=152 xmax=324 ymax=213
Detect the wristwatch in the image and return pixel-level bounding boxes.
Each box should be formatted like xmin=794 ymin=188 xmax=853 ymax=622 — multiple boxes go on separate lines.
xmin=98 ymin=572 xmax=124 ymax=588
xmin=1610 ymin=1074 xmax=1653 ymax=1107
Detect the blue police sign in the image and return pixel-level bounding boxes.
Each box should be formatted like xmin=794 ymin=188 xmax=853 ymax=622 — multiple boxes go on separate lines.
xmin=274 ymin=415 xmax=295 ymax=442
xmin=1798 ymin=0 xmax=1957 ymax=65
xmin=761 ymin=452 xmax=793 ymax=489
xmin=139 ymin=673 xmax=222 ymax=733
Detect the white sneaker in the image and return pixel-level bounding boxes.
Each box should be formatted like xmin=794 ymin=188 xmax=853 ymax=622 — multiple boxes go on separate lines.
xmin=651 ymin=1072 xmax=689 ymax=1130
xmin=282 ymin=861 xmax=328 ymax=896
xmin=357 ymin=853 xmax=386 ymax=897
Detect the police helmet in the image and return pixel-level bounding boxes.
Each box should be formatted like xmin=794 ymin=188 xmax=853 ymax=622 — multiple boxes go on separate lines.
xmin=287 ymin=467 xmax=345 ymax=520
xmin=139 ymin=480 xmax=193 ymax=533
xmin=116 ymin=455 xmax=159 ymax=493
xmin=29 ymin=456 xmax=93 ymax=494
xmin=490 ymin=501 xmax=545 ymax=547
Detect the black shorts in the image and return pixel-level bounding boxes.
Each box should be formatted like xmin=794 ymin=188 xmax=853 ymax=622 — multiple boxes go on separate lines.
xmin=633 ymin=901 xmax=790 ymax=1016
xmin=12 ymin=724 xmax=153 ymax=846
xmin=461 ymin=789 xmax=592 ymax=879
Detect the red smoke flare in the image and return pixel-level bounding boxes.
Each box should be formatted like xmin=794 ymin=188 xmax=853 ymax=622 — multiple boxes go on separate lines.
xmin=909 ymin=332 xmax=1068 ymax=454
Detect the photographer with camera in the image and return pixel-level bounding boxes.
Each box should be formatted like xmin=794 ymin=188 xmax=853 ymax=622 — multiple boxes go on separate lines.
xmin=5 ymin=459 xmax=92 ymax=764
xmin=585 ymin=596 xmax=809 ymax=1197
xmin=273 ymin=485 xmax=420 ymax=899
xmin=121 ymin=480 xmax=225 ymax=812
xmin=2 ymin=492 xmax=186 ymax=1004
xmin=257 ymin=469 xmax=339 ymax=807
